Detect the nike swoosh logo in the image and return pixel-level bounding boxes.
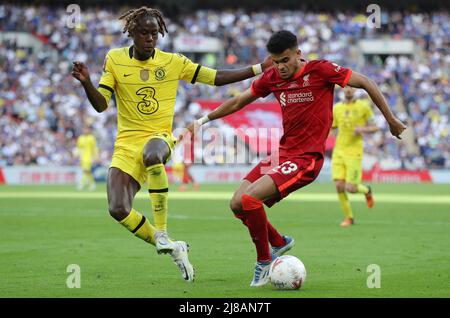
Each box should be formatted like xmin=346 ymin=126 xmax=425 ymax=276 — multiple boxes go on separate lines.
xmin=181 ymin=263 xmax=188 ymax=280
xmin=276 ymin=82 xmax=286 ymax=87
xmin=124 ymin=74 xmax=132 ymax=77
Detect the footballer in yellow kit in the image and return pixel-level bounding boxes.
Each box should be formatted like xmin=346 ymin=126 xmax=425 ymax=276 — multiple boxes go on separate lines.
xmin=71 ymin=6 xmax=271 ymax=282
xmin=98 ymin=46 xmax=215 ymax=186
xmin=331 ymin=86 xmax=378 ymax=227
xmin=76 ymin=126 xmax=98 ymax=191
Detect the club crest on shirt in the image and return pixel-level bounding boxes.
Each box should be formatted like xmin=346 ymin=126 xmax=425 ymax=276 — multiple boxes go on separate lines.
xmin=154 ymin=67 xmax=166 ymax=81
xmin=303 ymin=74 xmax=310 ymax=87
xmin=280 ymin=92 xmax=287 ymax=107
xmin=140 ymin=69 xmax=150 ymax=81
xmin=332 ymin=63 xmax=342 ymax=72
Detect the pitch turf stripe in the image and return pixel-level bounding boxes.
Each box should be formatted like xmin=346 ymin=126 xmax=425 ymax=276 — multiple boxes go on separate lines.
xmin=0 ymin=192 xmax=450 ymax=204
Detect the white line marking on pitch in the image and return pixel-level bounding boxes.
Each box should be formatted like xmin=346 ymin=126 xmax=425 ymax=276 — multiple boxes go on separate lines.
xmin=0 ymin=191 xmax=449 ymax=204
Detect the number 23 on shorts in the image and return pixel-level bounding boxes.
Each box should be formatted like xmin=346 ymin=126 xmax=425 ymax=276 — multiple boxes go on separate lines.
xmin=277 ymin=161 xmax=298 ymax=175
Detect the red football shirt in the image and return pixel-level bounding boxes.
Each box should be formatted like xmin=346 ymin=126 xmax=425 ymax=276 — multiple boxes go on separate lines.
xmin=251 ymin=59 xmax=352 ymax=156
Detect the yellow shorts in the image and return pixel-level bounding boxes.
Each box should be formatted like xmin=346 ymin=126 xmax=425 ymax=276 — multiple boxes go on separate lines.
xmin=110 ymin=132 xmax=177 ymax=186
xmin=81 ymin=157 xmax=93 ymax=172
xmin=172 ymin=162 xmax=185 ymax=181
xmin=331 ymin=153 xmax=363 ymax=185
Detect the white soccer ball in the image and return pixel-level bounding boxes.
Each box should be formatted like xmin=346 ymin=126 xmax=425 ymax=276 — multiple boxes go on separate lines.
xmin=269 ymin=255 xmax=307 ymax=290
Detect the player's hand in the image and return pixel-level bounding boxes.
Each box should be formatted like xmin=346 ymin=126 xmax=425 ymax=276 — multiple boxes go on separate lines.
xmin=261 ymin=56 xmax=273 ymax=71
xmin=71 ymin=61 xmax=91 ymax=83
xmin=177 ymin=121 xmax=199 ymax=143
xmin=354 ymin=126 xmax=364 ymax=136
xmin=388 ymin=117 xmax=407 ymax=139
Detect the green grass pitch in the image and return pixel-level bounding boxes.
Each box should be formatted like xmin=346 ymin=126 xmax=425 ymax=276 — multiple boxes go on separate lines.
xmin=1 ymin=183 xmax=449 ymax=298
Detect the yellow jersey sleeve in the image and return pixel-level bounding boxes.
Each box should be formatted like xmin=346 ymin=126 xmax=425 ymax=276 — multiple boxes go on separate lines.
xmin=195 ymin=66 xmax=217 ymax=85
xmin=332 ymin=103 xmax=340 ymax=128
xmin=90 ymin=135 xmax=98 ymax=159
xmin=98 ymin=53 xmax=116 ymax=104
xmin=178 ymin=54 xmax=217 ymax=85
xmin=75 ymin=137 xmax=81 ymax=156
xmin=364 ymin=101 xmax=374 ymax=122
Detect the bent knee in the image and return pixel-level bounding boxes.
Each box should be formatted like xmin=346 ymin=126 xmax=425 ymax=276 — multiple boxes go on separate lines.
xmin=108 ymin=203 xmax=130 ymax=221
xmin=229 ymin=197 xmax=243 ymax=214
xmin=143 ymin=152 xmax=165 ymax=167
xmin=335 ymin=180 xmax=346 ymax=192
xmin=345 ymin=184 xmax=358 ymax=193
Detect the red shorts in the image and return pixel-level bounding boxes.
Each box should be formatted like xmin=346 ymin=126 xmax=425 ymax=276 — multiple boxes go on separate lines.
xmin=244 ymin=152 xmax=324 ymax=207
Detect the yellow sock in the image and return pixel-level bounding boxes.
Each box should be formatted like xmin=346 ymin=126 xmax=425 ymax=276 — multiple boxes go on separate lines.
xmin=119 ymin=208 xmax=156 ymax=245
xmin=338 ymin=192 xmax=353 ymax=219
xmin=81 ymin=172 xmax=88 ymax=187
xmin=357 ymin=184 xmax=369 ymax=194
xmin=87 ymin=173 xmax=95 ymax=186
xmin=147 ymin=163 xmax=169 ymax=232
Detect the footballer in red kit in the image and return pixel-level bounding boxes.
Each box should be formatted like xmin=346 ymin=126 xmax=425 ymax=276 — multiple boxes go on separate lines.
xmin=183 ymin=30 xmax=406 ymax=287
xmin=246 ymin=59 xmax=352 ymax=206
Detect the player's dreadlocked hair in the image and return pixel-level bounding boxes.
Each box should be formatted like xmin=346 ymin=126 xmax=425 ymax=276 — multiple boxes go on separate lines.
xmin=119 ymin=7 xmax=168 ymax=37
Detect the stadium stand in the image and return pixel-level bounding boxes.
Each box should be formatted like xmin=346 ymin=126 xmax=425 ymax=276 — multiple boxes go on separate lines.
xmin=0 ymin=5 xmax=448 ymax=170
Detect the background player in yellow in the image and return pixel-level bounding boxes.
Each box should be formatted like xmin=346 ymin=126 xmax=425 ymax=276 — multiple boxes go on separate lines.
xmin=331 ymin=86 xmax=378 ymax=227
xmin=71 ymin=6 xmax=271 ymax=282
xmin=75 ymin=126 xmax=98 ymax=192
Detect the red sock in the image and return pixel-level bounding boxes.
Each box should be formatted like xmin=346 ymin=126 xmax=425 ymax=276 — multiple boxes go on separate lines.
xmin=267 ymin=221 xmax=285 ymax=247
xmin=234 ymin=213 xmax=248 ymax=225
xmin=182 ymin=168 xmax=194 ymax=184
xmin=236 ymin=206 xmax=285 ymax=248
xmin=240 ymin=194 xmax=271 ymax=263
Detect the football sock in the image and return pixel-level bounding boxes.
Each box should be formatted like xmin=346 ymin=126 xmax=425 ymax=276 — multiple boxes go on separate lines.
xmin=240 ymin=194 xmax=272 ymax=263
xmin=182 ymin=168 xmax=194 ymax=184
xmin=338 ymin=192 xmax=353 ymax=219
xmin=80 ymin=171 xmax=89 ymax=188
xmin=87 ymin=173 xmax=95 ymax=186
xmin=82 ymin=172 xmax=94 ymax=188
xmin=357 ymin=184 xmax=369 ymax=194
xmin=267 ymin=221 xmax=285 ymax=247
xmin=147 ymin=163 xmax=169 ymax=232
xmin=234 ymin=216 xmax=284 ymax=248
xmin=119 ymin=208 xmax=156 ymax=245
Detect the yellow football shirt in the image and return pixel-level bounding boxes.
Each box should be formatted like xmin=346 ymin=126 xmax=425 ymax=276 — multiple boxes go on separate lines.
xmin=332 ymin=99 xmax=374 ymax=157
xmin=76 ymin=134 xmax=98 ymax=162
xmin=97 ymin=46 xmax=217 ymax=146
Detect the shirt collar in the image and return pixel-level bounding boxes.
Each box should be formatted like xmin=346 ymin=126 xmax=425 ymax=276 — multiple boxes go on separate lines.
xmin=129 ymin=45 xmax=156 ymax=60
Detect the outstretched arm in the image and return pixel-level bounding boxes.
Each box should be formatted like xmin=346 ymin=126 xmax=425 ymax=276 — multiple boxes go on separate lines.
xmin=347 ymin=71 xmax=406 ymax=139
xmin=354 ymin=118 xmax=379 ymax=135
xmin=180 ymin=88 xmax=258 ymax=141
xmin=206 ymin=88 xmax=258 ymax=121
xmin=214 ymin=57 xmax=272 ymax=86
xmin=72 ymin=61 xmax=108 ymax=113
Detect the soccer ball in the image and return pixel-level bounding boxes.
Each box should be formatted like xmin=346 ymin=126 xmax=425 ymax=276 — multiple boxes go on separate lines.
xmin=269 ymin=255 xmax=306 ymax=290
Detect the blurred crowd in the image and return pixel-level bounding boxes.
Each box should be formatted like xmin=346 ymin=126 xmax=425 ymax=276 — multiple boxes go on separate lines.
xmin=0 ymin=5 xmax=448 ymax=169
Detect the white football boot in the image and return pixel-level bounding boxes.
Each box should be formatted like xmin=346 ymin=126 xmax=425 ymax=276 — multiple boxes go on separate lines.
xmin=155 ymin=231 xmax=176 ymax=254
xmin=170 ymin=241 xmax=195 ymax=282
xmin=250 ymin=261 xmax=272 ymax=287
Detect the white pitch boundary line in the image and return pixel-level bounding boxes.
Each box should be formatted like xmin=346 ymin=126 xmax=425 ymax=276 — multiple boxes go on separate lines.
xmin=0 ymin=191 xmax=449 ymax=204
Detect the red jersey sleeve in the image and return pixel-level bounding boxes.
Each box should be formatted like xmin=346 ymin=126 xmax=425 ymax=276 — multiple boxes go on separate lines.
xmin=315 ymin=60 xmax=352 ymax=87
xmin=250 ymin=73 xmax=271 ymax=98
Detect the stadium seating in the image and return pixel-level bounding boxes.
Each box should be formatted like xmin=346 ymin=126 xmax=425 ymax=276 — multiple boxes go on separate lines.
xmin=0 ymin=6 xmax=448 ymax=169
